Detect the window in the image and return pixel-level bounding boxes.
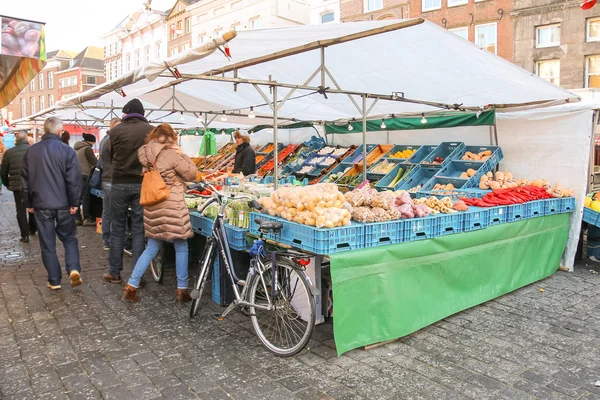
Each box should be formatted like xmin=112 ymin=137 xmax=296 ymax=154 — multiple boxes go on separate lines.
xmin=587 ymin=18 xmax=600 ymax=42
xmin=449 ymin=27 xmax=468 ymax=40
xmin=475 ymin=23 xmax=497 ymax=54
xmin=586 ymin=55 xmax=600 ymax=88
xmin=135 ymin=50 xmax=140 ymax=67
xmin=20 ymin=99 xmax=26 ymax=118
xmin=321 ymin=12 xmax=335 ymax=24
xmin=72 ymin=76 xmax=78 ymax=86
xmin=155 ymin=42 xmax=161 ymax=59
xmin=30 ymin=97 xmax=35 ymax=114
xmin=87 ymin=76 xmax=96 ymax=85
xmin=448 ymin=0 xmax=467 ymax=6
xmin=251 ymin=18 xmax=262 ymax=29
xmin=49 ymin=94 xmax=54 ymax=107
xmin=39 ymin=73 xmax=44 ymax=90
xmin=145 ymin=46 xmax=151 ymax=62
xmin=536 ymin=60 xmax=560 ymax=86
xmin=422 ymin=0 xmax=441 ymax=12
xmin=59 ymin=78 xmax=64 ymax=88
xmin=181 ymin=43 xmax=189 ymax=52
xmin=126 ymin=54 xmax=131 ymax=71
xmin=198 ymin=34 xmax=205 ymax=45
xmin=39 ymin=95 xmax=44 ymax=110
xmin=185 ymin=17 xmax=191 ymax=34
xmin=170 ymin=24 xmax=176 ymax=39
xmin=364 ymin=0 xmax=382 ymax=12
xmin=30 ymin=79 xmax=35 ymax=91
xmin=48 ymin=72 xmax=53 ymax=89
xmin=171 ymin=48 xmax=178 ymax=56
xmin=536 ymin=24 xmax=560 ymax=48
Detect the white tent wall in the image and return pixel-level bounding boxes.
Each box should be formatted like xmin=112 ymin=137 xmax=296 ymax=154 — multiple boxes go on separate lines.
xmin=496 ymin=102 xmax=598 ymax=270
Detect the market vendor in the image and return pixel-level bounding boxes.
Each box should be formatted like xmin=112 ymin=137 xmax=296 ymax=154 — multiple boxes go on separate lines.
xmin=232 ymin=131 xmax=256 ymax=176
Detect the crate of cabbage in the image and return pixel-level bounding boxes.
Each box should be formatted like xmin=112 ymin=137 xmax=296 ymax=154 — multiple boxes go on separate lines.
xmin=375 ymin=163 xmax=418 ymax=191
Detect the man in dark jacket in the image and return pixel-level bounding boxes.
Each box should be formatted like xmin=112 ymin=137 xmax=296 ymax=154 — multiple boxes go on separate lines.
xmin=0 ymin=131 xmax=37 ymax=242
xmin=104 ymin=99 xmax=153 ymax=283
xmin=232 ymin=131 xmax=256 ymax=176
xmin=74 ymin=133 xmax=97 ymax=226
xmin=99 ymin=118 xmax=120 ymax=250
xmin=21 ymin=117 xmax=83 ymax=290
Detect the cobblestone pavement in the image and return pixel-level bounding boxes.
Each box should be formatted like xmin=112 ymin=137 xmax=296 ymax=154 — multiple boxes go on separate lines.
xmin=2 ymin=189 xmax=600 ymax=400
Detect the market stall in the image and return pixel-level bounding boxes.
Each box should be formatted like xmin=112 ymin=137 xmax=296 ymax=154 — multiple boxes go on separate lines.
xmin=14 ymin=20 xmax=596 ymax=355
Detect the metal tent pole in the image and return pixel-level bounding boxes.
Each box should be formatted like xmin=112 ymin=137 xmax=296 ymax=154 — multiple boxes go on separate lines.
xmin=273 ymin=86 xmax=279 ymax=189
xmin=362 ymin=95 xmax=367 ymax=183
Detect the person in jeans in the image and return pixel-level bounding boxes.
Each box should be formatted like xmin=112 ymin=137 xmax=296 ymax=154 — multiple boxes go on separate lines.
xmin=74 ymin=133 xmax=97 ymax=226
xmin=104 ymin=99 xmax=153 ymax=284
xmin=21 ymin=117 xmax=83 ymax=290
xmin=1 ymin=131 xmax=37 ymax=242
xmin=99 ymin=118 xmax=121 ymax=250
xmin=122 ymin=124 xmax=197 ymax=303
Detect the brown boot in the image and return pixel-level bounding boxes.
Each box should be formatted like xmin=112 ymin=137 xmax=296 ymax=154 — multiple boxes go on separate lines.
xmin=177 ymin=289 xmax=192 ymax=303
xmin=122 ymin=284 xmax=138 ymax=303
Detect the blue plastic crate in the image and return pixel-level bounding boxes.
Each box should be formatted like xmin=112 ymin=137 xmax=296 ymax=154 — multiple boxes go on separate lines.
xmin=456 ymin=188 xmax=492 ymax=198
xmin=367 ymin=158 xmax=403 ymax=176
xmin=488 ymin=206 xmax=507 ymax=226
xmin=432 ymin=213 xmax=463 ymax=237
xmin=420 ymin=142 xmax=465 ymax=168
xmin=404 ymin=216 xmax=435 ymax=241
xmin=421 ymin=176 xmax=467 ymax=192
xmin=383 ymin=145 xmax=422 ymax=161
xmin=364 ymin=221 xmax=405 ymax=247
xmin=463 ymin=207 xmax=490 ymax=231
xmin=559 ymin=197 xmax=575 ymax=213
xmin=452 ymin=145 xmax=503 ymax=167
xmin=396 ymin=167 xmax=438 ymax=192
xmin=226 ymin=225 xmax=250 ymax=251
xmin=212 ymin=256 xmax=221 ymax=305
xmin=375 ymin=163 xmax=418 ymax=191
xmin=407 ymin=145 xmax=437 ymax=164
xmin=436 ymin=161 xmax=483 ymax=179
xmin=347 ymin=144 xmax=377 ymax=164
xmin=319 ymin=163 xmax=354 ymax=183
xmin=507 ymin=204 xmax=525 ymax=223
xmin=249 ymin=212 xmax=363 ymax=255
xmin=543 ymin=198 xmax=562 ymax=215
xmin=190 ymin=212 xmax=213 ymax=236
xmin=584 ymin=207 xmax=600 ymax=226
xmin=524 ymin=200 xmax=545 ymax=219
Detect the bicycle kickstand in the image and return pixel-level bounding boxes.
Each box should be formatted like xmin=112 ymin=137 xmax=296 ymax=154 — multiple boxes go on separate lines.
xmin=219 ymin=300 xmax=238 ymax=320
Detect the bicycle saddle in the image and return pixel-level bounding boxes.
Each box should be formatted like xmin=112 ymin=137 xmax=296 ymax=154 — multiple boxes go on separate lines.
xmin=254 ymin=218 xmax=283 ymax=231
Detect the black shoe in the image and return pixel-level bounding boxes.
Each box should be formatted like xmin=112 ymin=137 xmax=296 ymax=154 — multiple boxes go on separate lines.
xmin=30 ymin=231 xmax=37 ymax=236
xmin=76 ymin=220 xmax=83 ymax=226
xmin=20 ymin=236 xmax=30 ymax=243
xmin=82 ymin=219 xmax=96 ymax=227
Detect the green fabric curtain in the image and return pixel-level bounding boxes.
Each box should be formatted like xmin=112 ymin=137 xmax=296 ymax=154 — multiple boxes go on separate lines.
xmin=325 ymin=110 xmax=495 ymax=134
xmin=329 ymin=213 xmax=570 ymax=355
xmin=180 ymin=128 xmax=236 ymax=136
xmin=199 ymin=130 xmax=217 ymax=156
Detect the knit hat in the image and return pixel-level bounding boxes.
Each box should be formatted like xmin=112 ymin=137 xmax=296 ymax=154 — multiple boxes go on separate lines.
xmin=122 ymin=98 xmax=144 ymax=115
xmin=82 ymin=133 xmax=96 ymax=143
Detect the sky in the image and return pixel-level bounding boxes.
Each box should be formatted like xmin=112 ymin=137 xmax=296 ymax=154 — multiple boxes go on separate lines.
xmin=2 ymin=0 xmax=176 ymax=52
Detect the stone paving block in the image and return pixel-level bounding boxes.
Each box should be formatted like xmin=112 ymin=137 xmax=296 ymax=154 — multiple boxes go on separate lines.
xmin=30 ymin=372 xmax=64 ymax=394
xmin=295 ymin=386 xmax=334 ymax=400
xmin=161 ymin=384 xmax=199 ymax=400
xmin=127 ymin=384 xmax=163 ymax=400
xmin=196 ymin=388 xmax=231 ymax=400
xmin=89 ymin=370 xmax=121 ymax=390
xmin=36 ymin=389 xmax=69 ymax=399
xmin=98 ymin=384 xmax=134 ymax=400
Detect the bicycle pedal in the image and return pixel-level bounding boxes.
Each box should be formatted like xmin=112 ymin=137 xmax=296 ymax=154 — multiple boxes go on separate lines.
xmin=190 ymin=289 xmax=200 ymax=299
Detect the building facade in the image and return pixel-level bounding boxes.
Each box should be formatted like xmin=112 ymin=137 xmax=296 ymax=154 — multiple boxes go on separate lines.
xmin=188 ymin=0 xmax=310 ymax=47
xmin=167 ymin=0 xmax=199 ymax=56
xmin=102 ymin=9 xmax=167 ymax=81
xmin=56 ymin=47 xmax=105 ymax=101
xmin=512 ymin=0 xmax=600 ymax=89
xmin=310 ymin=0 xmax=341 ymax=25
xmin=340 ymin=0 xmax=409 ymax=22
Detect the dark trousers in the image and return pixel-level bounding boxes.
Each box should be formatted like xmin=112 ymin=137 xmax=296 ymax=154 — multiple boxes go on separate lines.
xmin=13 ymin=190 xmax=37 ymax=238
xmin=101 ymin=182 xmax=112 ymax=246
xmin=34 ymin=209 xmax=81 ymax=285
xmin=76 ymin=176 xmax=92 ymax=222
xmin=108 ymin=183 xmax=144 ymax=276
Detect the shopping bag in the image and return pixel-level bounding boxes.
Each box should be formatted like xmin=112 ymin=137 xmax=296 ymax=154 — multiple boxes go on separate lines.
xmin=87 ymin=165 xmax=102 ymax=190
xmin=140 ymin=167 xmax=170 ymax=206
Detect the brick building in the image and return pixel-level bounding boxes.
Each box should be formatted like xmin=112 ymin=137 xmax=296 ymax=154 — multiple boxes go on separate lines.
xmin=167 ymin=0 xmax=199 ymax=56
xmin=55 ymin=47 xmax=105 ymax=101
xmin=512 ymin=0 xmax=600 ymax=90
xmin=341 ymin=0 xmax=409 ymax=22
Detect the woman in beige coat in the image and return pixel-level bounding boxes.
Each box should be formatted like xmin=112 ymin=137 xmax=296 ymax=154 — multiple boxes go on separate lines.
xmin=122 ymin=124 xmax=197 ymax=303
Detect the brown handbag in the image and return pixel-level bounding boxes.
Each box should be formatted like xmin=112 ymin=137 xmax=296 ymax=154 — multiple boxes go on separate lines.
xmin=140 ymin=158 xmax=170 ymax=206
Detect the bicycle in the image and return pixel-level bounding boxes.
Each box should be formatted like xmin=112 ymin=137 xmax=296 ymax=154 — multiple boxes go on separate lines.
xmin=189 ymin=182 xmax=317 ymax=356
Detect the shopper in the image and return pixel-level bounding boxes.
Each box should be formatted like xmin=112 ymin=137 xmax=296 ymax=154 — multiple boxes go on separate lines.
xmin=0 ymin=135 xmax=5 ymax=195
xmin=1 ymin=131 xmax=37 ymax=242
xmin=21 ymin=117 xmax=83 ymax=290
xmin=61 ymin=130 xmax=70 ymax=145
xmin=104 ymin=98 xmax=153 ymax=284
xmin=122 ymin=124 xmax=197 ymax=303
xmin=99 ymin=118 xmax=121 ymax=250
xmin=232 ymin=131 xmax=256 ymax=176
xmin=74 ymin=133 xmax=97 ymax=226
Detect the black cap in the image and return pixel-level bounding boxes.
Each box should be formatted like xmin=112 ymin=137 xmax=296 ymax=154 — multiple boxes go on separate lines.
xmin=122 ymin=98 xmax=144 ymax=115
xmin=82 ymin=133 xmax=96 ymax=143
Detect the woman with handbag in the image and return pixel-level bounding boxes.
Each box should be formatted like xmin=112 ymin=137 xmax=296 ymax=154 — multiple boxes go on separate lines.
xmin=122 ymin=124 xmax=197 ymax=303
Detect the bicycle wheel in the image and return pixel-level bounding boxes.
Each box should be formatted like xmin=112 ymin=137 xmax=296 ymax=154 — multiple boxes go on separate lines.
xmin=150 ymin=249 xmax=164 ymax=283
xmin=190 ymin=240 xmax=215 ymax=318
xmin=248 ymin=258 xmax=315 ymax=356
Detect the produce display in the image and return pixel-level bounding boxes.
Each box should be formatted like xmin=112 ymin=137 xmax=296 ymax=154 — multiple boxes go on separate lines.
xmin=370 ymin=160 xmax=397 ymax=175
xmin=389 ymin=149 xmax=416 ymax=159
xmin=462 ymin=150 xmax=492 ymax=161
xmin=258 ymin=184 xmax=351 ymax=228
xmin=461 ymin=186 xmax=553 ymax=207
xmin=422 ymin=156 xmax=445 ymax=165
xmin=585 ymin=193 xmax=600 ymax=211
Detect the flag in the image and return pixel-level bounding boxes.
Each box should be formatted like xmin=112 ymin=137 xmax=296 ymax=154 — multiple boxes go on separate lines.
xmin=582 ymin=0 xmax=597 ymax=10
